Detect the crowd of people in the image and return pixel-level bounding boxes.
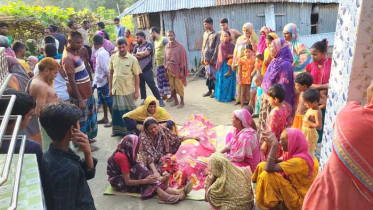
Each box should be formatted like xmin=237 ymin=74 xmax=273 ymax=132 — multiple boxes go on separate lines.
xmin=0 ymin=14 xmax=371 ymax=210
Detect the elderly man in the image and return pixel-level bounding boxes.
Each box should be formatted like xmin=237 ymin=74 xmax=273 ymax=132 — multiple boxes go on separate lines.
xmin=149 ymin=27 xmax=170 ymax=101
xmin=0 ymin=35 xmax=30 ymax=91
xmin=109 ymin=38 xmax=141 ymax=137
xmin=164 ymin=30 xmax=189 ymax=108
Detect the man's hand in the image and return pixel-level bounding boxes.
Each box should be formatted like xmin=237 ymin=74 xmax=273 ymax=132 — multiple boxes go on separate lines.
xmin=109 ymin=89 xmax=113 ymax=98
xmin=134 ymin=91 xmax=139 ymax=100
xmin=72 ymin=129 xmax=90 ymax=154
xmin=78 ymin=99 xmax=87 ymax=111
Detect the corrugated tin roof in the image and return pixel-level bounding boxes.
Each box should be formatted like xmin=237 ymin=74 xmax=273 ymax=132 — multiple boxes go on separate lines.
xmin=119 ymin=0 xmax=340 ymax=17
xmin=301 ymin=32 xmax=335 ymax=48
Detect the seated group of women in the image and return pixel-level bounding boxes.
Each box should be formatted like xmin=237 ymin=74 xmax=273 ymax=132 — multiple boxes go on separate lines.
xmin=106 ymin=96 xmax=328 ymax=209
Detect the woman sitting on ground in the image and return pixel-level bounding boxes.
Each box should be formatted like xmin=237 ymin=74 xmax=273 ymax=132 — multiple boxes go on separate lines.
xmin=252 ymin=128 xmax=319 ymax=210
xmin=221 ymin=109 xmax=260 ymax=171
xmin=205 ymin=152 xmax=254 ymax=210
xmin=107 ymin=135 xmax=192 ymax=204
xmin=123 ymin=96 xmax=177 ymax=135
xmin=140 ymin=117 xmax=199 ymax=181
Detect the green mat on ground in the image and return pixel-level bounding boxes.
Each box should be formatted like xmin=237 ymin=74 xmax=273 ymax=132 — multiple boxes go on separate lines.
xmin=103 ymin=125 xmax=233 ymax=201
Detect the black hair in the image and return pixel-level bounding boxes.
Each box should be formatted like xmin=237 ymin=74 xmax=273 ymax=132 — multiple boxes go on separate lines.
xmin=204 ymin=17 xmax=213 ymax=24
xmin=82 ymin=20 xmax=89 ymax=25
xmin=44 ymin=43 xmax=57 ymax=57
xmin=243 ymin=106 xmax=253 ymax=115
xmin=97 ymin=21 xmax=105 ymax=29
xmin=68 ymin=31 xmax=83 ymax=40
xmin=45 ymin=27 xmax=52 ymax=32
xmin=256 ymin=54 xmax=264 ymax=61
xmin=135 ymin=31 xmax=146 ymax=38
xmin=219 ymin=18 xmax=228 ymax=24
xmin=245 ymin=44 xmax=253 ymax=51
xmin=0 ymin=23 xmax=9 ymax=28
xmin=68 ymin=21 xmax=76 ymax=29
xmin=149 ymin=101 xmax=156 ymax=106
xmin=222 ymin=30 xmax=231 ymax=37
xmin=295 ymin=72 xmax=313 ymax=87
xmin=44 ymin=35 xmax=56 ymax=44
xmin=266 ymin=34 xmax=275 ymax=41
xmin=150 ymin=27 xmax=160 ymax=34
xmin=267 ymin=84 xmax=286 ymax=102
xmin=116 ymin=37 xmax=127 ymax=46
xmin=12 ymin=41 xmax=26 ymax=54
xmin=50 ymin=25 xmax=58 ymax=32
xmin=302 ymin=88 xmax=320 ymax=103
xmin=144 ymin=118 xmax=158 ymax=131
xmin=311 ymin=39 xmax=328 ymax=53
xmin=40 ymin=103 xmax=82 ymax=141
xmin=0 ymin=89 xmax=35 ymax=121
xmin=114 ymin=17 xmax=120 ymax=22
xmin=93 ymin=34 xmax=104 ymax=45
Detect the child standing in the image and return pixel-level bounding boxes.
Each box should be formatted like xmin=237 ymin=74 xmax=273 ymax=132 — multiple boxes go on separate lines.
xmin=251 ymin=54 xmax=264 ymax=117
xmin=260 ymin=84 xmax=287 ymax=161
xmin=302 ymin=89 xmax=322 ymax=157
xmin=253 ymin=74 xmax=263 ymax=118
xmin=292 ymin=73 xmax=314 ymax=130
xmin=238 ymin=44 xmax=256 ymax=108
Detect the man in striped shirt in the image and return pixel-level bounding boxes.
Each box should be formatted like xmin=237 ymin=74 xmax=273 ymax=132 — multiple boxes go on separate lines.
xmin=62 ymin=31 xmax=99 ymax=151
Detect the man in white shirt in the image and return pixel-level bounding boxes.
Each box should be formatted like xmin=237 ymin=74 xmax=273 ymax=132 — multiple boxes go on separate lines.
xmin=92 ymin=34 xmax=113 ymax=127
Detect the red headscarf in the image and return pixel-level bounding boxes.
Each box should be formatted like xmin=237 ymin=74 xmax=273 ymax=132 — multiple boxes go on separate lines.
xmin=283 ymin=128 xmax=314 ymax=179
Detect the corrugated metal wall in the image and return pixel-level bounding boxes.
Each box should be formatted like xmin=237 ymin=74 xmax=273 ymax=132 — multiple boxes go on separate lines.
xmin=318 ymin=4 xmax=339 ymax=33
xmin=134 ymin=2 xmax=338 ymax=69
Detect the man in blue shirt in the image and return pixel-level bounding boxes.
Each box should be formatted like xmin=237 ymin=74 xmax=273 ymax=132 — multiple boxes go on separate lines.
xmin=40 ymin=103 xmax=97 ymax=210
xmin=114 ymin=17 xmax=125 ymax=38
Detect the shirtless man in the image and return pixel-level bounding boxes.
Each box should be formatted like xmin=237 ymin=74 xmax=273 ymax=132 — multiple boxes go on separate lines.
xmin=219 ymin=18 xmax=241 ymax=44
xmin=28 ymin=57 xmax=59 ymax=151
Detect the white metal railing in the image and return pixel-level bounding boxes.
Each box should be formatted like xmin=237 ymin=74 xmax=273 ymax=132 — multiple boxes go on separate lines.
xmin=0 ymin=47 xmax=26 ymax=210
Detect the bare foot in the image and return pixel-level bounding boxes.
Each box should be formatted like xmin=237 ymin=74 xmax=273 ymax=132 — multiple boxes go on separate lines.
xmin=234 ymin=102 xmax=240 ymax=106
xmin=171 ymin=102 xmax=179 ymax=107
xmin=177 ymin=103 xmax=184 ymax=109
xmin=89 ymin=139 xmax=97 ymax=144
xmin=166 ymin=97 xmax=174 ymax=102
xmin=90 ymin=145 xmax=100 ymax=152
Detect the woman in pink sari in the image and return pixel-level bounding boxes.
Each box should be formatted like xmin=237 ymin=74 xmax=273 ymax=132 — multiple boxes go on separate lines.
xmin=257 ymin=26 xmax=272 ymax=54
xmin=222 ymin=109 xmax=260 ymax=172
xmin=303 ymin=99 xmax=373 ymax=209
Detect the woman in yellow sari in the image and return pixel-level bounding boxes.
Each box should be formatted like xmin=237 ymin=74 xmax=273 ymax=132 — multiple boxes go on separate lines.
xmin=205 ymin=152 xmax=254 ymax=210
xmin=252 ymin=128 xmax=319 ymax=210
xmin=123 ymin=96 xmax=177 ymax=135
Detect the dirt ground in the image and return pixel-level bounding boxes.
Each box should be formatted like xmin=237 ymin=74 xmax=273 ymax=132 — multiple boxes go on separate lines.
xmin=78 ymin=76 xmax=249 ymax=210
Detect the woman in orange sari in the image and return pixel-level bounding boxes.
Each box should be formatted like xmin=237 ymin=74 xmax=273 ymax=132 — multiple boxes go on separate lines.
xmin=303 ymin=100 xmax=373 ymax=209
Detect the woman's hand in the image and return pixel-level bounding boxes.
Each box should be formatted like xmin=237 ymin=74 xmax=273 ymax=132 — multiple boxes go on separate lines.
xmin=154 ymin=171 xmax=161 ymax=180
xmin=262 ymin=131 xmax=278 ymax=147
xmin=260 ymin=142 xmax=267 ymax=153
xmin=144 ymin=175 xmax=158 ymax=184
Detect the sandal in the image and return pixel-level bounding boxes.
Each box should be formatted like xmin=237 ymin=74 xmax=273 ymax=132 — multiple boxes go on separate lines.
xmin=97 ymin=119 xmax=108 ymax=124
xmin=158 ymin=195 xmax=180 ymax=204
xmin=104 ymin=121 xmax=112 ymax=128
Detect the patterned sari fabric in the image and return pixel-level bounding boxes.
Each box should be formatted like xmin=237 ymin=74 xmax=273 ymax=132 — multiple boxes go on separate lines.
xmin=225 ymin=109 xmax=260 ymax=171
xmin=303 ymin=102 xmax=373 ymax=209
xmin=206 ymin=152 xmax=253 ymax=210
xmin=107 ymin=135 xmax=168 ymax=199
xmin=262 ymin=38 xmax=296 ymax=126
xmin=261 ymin=32 xmax=278 ymax=75
xmin=283 ymin=23 xmax=311 ymax=74
xmin=139 ymin=117 xmax=183 ymax=172
xmin=258 ymin=26 xmax=272 ymax=54
xmin=161 ymin=114 xmax=216 ymax=190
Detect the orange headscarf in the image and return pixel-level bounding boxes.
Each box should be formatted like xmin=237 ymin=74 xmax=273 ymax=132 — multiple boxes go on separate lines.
xmin=303 ymin=101 xmax=373 ymax=209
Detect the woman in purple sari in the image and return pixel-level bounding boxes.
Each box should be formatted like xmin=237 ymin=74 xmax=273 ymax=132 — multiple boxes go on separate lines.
xmin=107 ymin=135 xmax=192 ymax=204
xmin=257 ymin=38 xmax=295 ymax=143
